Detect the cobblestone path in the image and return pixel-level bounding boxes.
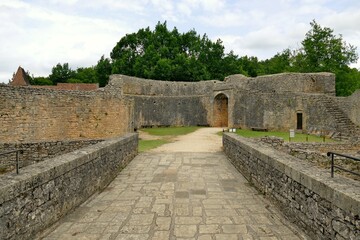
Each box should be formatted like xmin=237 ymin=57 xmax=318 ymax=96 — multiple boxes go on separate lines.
xmin=42 ymin=151 xmax=306 ymax=240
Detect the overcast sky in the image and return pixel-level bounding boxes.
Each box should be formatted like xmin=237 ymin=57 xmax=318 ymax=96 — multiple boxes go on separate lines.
xmin=1 ymin=0 xmax=360 ymax=83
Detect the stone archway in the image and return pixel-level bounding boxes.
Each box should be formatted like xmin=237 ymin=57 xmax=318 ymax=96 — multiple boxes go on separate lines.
xmin=213 ymin=93 xmax=228 ymax=127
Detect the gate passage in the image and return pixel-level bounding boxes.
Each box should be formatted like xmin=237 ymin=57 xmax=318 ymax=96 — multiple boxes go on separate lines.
xmin=214 ymin=93 xmax=228 ymax=127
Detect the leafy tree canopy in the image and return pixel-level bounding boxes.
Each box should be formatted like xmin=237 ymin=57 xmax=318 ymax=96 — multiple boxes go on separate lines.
xmin=27 ymin=20 xmax=359 ymax=96
xmin=111 ymin=21 xmax=242 ymax=81
xmin=49 ymin=63 xmax=76 ymax=84
xmin=299 ymin=20 xmax=358 ymax=72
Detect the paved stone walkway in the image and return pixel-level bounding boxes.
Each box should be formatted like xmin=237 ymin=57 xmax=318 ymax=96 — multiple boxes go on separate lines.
xmin=42 ymin=151 xmax=306 ymax=240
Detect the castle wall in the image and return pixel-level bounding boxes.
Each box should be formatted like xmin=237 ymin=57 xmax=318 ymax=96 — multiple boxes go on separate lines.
xmin=0 ymin=85 xmax=132 ymax=142
xmin=103 ymin=73 xmax=338 ymax=132
xmin=231 ymin=90 xmax=340 ymax=134
xmin=132 ymin=96 xmax=209 ymax=128
xmin=106 ymin=75 xmax=216 ymax=128
xmin=225 ymin=72 xmax=336 ymax=95
xmin=32 ymin=83 xmax=99 ymax=91
xmin=337 ymin=90 xmax=360 ymax=126
xmin=0 ymin=72 xmax=340 ymax=143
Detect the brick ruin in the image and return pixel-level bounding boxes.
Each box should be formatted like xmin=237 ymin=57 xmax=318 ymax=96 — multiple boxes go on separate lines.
xmin=9 ymin=66 xmax=99 ymax=91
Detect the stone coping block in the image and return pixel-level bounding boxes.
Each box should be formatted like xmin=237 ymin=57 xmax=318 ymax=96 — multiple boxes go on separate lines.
xmin=0 ymin=133 xmax=138 ymax=240
xmin=223 ymin=133 xmax=360 ymax=214
xmin=223 ymin=133 xmax=359 ymax=239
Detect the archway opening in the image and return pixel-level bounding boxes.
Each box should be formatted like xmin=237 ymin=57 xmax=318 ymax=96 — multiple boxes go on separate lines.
xmin=213 ymin=93 xmax=228 ymax=127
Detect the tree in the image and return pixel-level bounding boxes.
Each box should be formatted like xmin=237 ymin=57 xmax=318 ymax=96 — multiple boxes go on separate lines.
xmin=297 ymin=20 xmax=358 ymax=73
xmin=95 ymin=56 xmax=112 ymax=87
xmin=335 ymin=67 xmax=360 ymax=96
xmin=49 ymin=63 xmax=76 ymax=84
xmin=72 ymin=67 xmax=97 ymax=83
xmin=30 ymin=77 xmax=53 ymax=85
xmin=260 ymin=49 xmax=293 ymax=75
xmin=110 ymin=21 xmax=243 ymax=81
xmin=238 ymin=56 xmax=261 ymax=77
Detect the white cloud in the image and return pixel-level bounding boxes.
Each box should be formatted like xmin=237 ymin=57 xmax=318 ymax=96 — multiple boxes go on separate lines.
xmin=49 ymin=0 xmax=79 ymax=5
xmin=0 ymin=0 xmax=131 ymax=80
xmin=1 ymin=0 xmax=360 ymax=83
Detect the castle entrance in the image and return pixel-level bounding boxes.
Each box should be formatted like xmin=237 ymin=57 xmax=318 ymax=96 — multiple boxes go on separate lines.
xmin=213 ymin=93 xmax=228 ymax=127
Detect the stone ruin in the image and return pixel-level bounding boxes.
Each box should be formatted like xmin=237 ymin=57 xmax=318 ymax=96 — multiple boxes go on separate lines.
xmin=1 ymin=72 xmax=360 ymax=143
xmin=107 ymin=72 xmax=360 ymax=142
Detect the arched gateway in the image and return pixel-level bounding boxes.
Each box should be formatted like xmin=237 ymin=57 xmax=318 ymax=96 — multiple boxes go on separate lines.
xmin=213 ymin=93 xmax=228 ymax=127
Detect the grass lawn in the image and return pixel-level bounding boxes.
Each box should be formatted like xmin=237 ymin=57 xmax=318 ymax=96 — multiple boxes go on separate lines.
xmin=138 ymin=139 xmax=169 ymax=152
xmin=234 ymin=129 xmax=335 ymax=142
xmin=139 ymin=126 xmax=201 ymax=152
xmin=140 ymin=126 xmax=201 ymax=136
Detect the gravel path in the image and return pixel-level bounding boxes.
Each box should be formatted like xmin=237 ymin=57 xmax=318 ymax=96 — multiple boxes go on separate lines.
xmin=150 ymin=127 xmax=224 ymax=153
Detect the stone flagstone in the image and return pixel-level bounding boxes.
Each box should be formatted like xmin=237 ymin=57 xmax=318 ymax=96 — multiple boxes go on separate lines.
xmin=41 ymin=151 xmax=308 ymax=240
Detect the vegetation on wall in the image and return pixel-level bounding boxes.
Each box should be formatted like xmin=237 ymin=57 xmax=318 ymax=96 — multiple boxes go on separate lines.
xmin=26 ymin=20 xmax=359 ymax=96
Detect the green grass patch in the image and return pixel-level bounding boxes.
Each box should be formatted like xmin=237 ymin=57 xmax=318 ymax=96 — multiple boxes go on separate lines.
xmin=139 ymin=126 xmax=202 ymax=152
xmin=234 ymin=129 xmax=335 ymax=142
xmin=139 ymin=139 xmax=169 ymax=152
xmin=141 ymin=126 xmax=201 ymax=136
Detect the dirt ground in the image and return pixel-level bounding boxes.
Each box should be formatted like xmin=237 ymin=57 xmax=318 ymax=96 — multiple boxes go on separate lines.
xmin=142 ymin=127 xmax=224 ymax=153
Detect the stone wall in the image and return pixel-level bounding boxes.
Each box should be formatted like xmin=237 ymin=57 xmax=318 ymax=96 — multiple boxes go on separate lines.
xmin=106 ymin=75 xmax=214 ymax=128
xmin=0 ymin=85 xmax=133 ymax=142
xmin=223 ymin=133 xmax=360 ymax=240
xmin=0 ymin=72 xmax=346 ymax=141
xmin=132 ymin=96 xmax=209 ymax=128
xmin=259 ymin=137 xmax=360 ymax=180
xmin=231 ymin=90 xmax=340 ymax=133
xmin=0 ymin=139 xmax=103 ymax=172
xmin=0 ymin=133 xmax=138 ymax=240
xmin=338 ymin=90 xmax=360 ymax=126
xmin=106 ymin=73 xmax=337 ymax=131
xmin=224 ymin=72 xmax=336 ymax=95
xmin=32 ymin=83 xmax=99 ymax=91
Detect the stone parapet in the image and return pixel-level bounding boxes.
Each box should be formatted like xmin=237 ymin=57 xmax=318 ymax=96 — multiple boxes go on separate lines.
xmin=223 ymin=133 xmax=360 ymax=240
xmin=0 ymin=133 xmax=138 ymax=240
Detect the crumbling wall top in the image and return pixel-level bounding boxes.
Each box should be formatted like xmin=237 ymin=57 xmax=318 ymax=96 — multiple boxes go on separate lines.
xmin=225 ymin=72 xmax=335 ymax=95
xmin=106 ymin=74 xmax=220 ymax=96
xmin=105 ymin=72 xmax=335 ymax=96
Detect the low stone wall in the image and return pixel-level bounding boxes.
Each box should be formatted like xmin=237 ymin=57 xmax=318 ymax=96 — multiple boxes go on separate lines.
xmin=0 ymin=133 xmax=138 ymax=240
xmin=285 ymin=142 xmax=360 ymax=153
xmin=258 ymin=137 xmax=360 ymax=180
xmin=223 ymin=133 xmax=360 ymax=240
xmin=0 ymin=139 xmax=103 ymax=172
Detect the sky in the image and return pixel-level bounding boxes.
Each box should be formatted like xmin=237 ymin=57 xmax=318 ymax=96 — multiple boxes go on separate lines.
xmin=1 ymin=0 xmax=360 ymax=83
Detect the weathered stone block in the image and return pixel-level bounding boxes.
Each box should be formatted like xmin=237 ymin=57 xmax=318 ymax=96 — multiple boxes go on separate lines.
xmin=0 ymin=133 xmax=138 ymax=240
xmin=223 ymin=133 xmax=360 ymax=240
